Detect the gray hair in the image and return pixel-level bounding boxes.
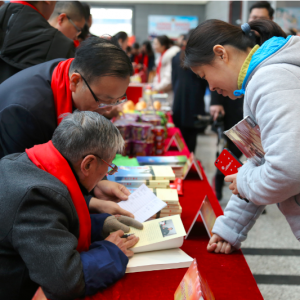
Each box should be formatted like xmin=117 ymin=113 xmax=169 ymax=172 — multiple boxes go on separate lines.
xmin=52 ymin=111 xmax=124 ymax=163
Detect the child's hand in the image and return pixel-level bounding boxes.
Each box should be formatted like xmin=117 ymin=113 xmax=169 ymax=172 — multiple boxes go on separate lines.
xmin=207 ymin=234 xmax=234 ymax=254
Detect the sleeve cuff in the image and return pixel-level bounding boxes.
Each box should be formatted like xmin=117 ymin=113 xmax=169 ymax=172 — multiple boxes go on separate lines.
xmin=84 ymin=195 xmax=93 ymax=208
xmin=90 ymin=213 xmax=111 ymax=242
xmin=80 ymin=240 xmax=128 ymax=296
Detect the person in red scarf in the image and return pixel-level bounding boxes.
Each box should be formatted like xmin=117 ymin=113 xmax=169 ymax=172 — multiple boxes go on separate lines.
xmin=152 ymin=35 xmax=180 ymax=93
xmin=0 ymin=37 xmax=134 ymax=217
xmin=0 ymin=1 xmax=76 ymax=83
xmin=0 ymin=111 xmax=142 ymax=300
xmin=48 ymin=1 xmax=86 ymax=42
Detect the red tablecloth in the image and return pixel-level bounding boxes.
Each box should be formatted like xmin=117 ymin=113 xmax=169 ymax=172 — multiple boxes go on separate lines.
xmin=97 ymin=127 xmax=263 ymax=300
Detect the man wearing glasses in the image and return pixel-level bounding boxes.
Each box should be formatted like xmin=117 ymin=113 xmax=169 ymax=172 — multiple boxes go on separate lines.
xmin=0 ymin=1 xmax=80 ymax=84
xmin=0 ymin=111 xmax=143 ymax=299
xmin=0 ymin=37 xmax=133 ymax=217
xmin=48 ymin=1 xmax=86 ymax=41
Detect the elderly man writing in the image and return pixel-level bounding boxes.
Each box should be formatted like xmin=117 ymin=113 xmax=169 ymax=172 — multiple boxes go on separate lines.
xmin=0 ymin=36 xmax=134 ymax=217
xmin=0 ymin=111 xmax=142 ymax=299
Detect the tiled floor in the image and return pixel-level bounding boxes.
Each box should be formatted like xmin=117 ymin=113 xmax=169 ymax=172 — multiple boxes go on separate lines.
xmin=194 ymin=130 xmax=300 ymax=300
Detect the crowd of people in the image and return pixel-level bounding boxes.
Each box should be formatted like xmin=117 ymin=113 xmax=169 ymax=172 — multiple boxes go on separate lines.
xmin=0 ymin=0 xmax=300 ymax=299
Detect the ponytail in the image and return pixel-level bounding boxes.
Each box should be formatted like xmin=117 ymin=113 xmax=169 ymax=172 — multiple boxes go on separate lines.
xmin=184 ymin=19 xmax=287 ymax=68
xmin=248 ymin=19 xmax=287 ymax=44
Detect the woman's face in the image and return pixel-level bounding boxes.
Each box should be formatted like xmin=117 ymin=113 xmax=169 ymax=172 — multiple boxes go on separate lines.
xmin=190 ymin=45 xmax=248 ymax=100
xmin=153 ymin=38 xmax=165 ymax=54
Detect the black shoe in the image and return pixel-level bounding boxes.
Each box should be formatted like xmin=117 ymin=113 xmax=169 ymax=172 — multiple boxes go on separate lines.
xmin=262 ymin=209 xmax=267 ymax=214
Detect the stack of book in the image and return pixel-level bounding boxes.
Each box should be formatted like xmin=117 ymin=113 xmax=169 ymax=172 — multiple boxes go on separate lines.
xmin=136 ymin=156 xmax=187 ymax=178
xmin=127 ymin=187 xmax=182 ymax=220
xmin=107 ymin=165 xmax=175 ymax=188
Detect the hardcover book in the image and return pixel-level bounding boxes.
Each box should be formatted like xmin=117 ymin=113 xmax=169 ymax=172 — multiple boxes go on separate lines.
xmin=137 ymin=156 xmax=187 ymax=166
xmin=126 ymin=215 xmax=193 ymax=273
xmin=113 ymin=166 xmax=175 ymax=181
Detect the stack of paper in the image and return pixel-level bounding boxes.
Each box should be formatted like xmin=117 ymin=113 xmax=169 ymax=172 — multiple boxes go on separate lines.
xmin=107 ymin=165 xmax=175 ymax=188
xmin=137 ymin=156 xmax=187 ymax=178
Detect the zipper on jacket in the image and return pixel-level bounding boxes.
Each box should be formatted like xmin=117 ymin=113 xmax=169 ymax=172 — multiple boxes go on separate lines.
xmin=6 ymin=13 xmax=14 ymax=34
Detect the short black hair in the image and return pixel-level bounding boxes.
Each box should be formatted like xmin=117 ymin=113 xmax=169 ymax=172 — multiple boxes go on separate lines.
xmin=155 ymin=35 xmax=171 ymax=49
xmin=70 ymin=37 xmax=133 ymax=82
xmin=80 ymin=2 xmax=91 ymax=21
xmin=50 ymin=1 xmax=85 ymax=22
xmin=111 ymin=31 xmax=128 ymax=44
xmin=133 ymin=42 xmax=140 ymax=49
xmin=250 ymin=1 xmax=274 ymax=19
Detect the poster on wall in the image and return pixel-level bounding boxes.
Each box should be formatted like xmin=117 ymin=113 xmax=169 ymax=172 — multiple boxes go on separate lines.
xmin=148 ymin=15 xmax=198 ymax=39
xmin=275 ymin=7 xmax=300 ymax=33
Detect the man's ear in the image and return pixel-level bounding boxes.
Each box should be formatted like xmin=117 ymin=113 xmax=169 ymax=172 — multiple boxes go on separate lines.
xmin=213 ymin=45 xmax=228 ymax=62
xmin=80 ymin=155 xmax=97 ymax=176
xmin=69 ymin=72 xmax=82 ymax=93
xmin=56 ymin=13 xmax=67 ymax=26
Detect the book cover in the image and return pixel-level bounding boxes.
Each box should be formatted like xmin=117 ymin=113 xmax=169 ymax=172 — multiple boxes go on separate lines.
xmin=224 ymin=116 xmax=265 ymax=166
xmin=129 ymin=215 xmax=186 ymax=253
xmin=174 ymin=259 xmax=215 ymax=300
xmin=114 ymin=166 xmax=175 ymax=181
xmin=107 ymin=175 xmax=170 ymax=188
xmin=137 ymin=156 xmax=187 ymax=166
xmin=199 ymin=196 xmax=217 ymax=238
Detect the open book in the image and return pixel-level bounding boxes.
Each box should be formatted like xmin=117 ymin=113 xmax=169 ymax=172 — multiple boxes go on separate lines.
xmin=126 ymin=215 xmax=193 ymax=273
xmin=118 ymin=184 xmax=166 ymax=223
xmin=224 ymin=116 xmax=265 ymax=166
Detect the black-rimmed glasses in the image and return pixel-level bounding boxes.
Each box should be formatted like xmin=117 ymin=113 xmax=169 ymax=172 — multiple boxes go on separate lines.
xmin=75 ymin=70 xmax=128 ymax=109
xmin=82 ymin=154 xmax=118 ymax=175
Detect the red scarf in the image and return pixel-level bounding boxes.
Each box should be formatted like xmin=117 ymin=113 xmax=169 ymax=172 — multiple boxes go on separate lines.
xmin=11 ymin=1 xmax=45 ymax=18
xmin=51 ymin=58 xmax=74 ymax=125
xmin=156 ymin=50 xmax=166 ymax=83
xmin=25 ymin=141 xmax=91 ymax=253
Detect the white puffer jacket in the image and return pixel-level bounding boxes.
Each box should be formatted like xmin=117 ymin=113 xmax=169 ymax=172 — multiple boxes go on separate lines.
xmin=153 ymin=45 xmax=180 ymax=93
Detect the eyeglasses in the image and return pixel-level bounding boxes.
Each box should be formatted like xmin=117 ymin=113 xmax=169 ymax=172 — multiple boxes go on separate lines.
xmin=75 ymin=70 xmax=128 ymax=109
xmin=58 ymin=13 xmax=82 ymax=35
xmin=82 ymin=154 xmax=118 ymax=175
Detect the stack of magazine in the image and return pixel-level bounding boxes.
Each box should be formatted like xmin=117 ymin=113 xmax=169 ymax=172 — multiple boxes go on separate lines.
xmin=107 ymin=165 xmax=175 ymax=188
xmin=136 ymin=156 xmax=187 ymax=178
xmin=224 ymin=115 xmax=265 ymax=166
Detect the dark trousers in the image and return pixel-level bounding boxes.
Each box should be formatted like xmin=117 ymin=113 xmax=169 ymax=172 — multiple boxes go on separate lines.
xmin=180 ymin=127 xmax=201 ymax=153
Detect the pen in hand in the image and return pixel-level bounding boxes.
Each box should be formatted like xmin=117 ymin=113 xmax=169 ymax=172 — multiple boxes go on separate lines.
xmin=121 ymin=233 xmax=135 ymax=238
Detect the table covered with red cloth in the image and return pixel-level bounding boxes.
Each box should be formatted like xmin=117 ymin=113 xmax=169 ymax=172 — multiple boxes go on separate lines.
xmin=97 ymin=127 xmax=263 ymax=300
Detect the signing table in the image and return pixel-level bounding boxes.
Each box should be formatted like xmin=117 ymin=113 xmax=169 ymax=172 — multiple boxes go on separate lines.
xmin=97 ymin=126 xmax=263 ymax=300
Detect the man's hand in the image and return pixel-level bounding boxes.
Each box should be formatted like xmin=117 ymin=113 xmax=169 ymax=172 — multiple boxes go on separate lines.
xmin=102 ymin=215 xmax=143 ymax=238
xmin=89 ymin=197 xmax=134 ymax=218
xmin=210 ymin=105 xmax=225 ymax=121
xmin=225 ymin=173 xmax=239 ymax=195
xmin=207 ymin=234 xmax=234 ymax=254
xmin=105 ymin=230 xmax=139 ymax=258
xmin=94 ymin=180 xmax=131 ymax=202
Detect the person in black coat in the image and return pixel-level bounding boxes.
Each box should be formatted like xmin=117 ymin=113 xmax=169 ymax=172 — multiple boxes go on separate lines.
xmin=0 ymin=1 xmax=77 ymax=84
xmin=210 ymin=91 xmax=244 ymax=200
xmin=172 ymin=34 xmax=207 ymax=153
xmin=0 ymin=111 xmax=141 ymax=300
xmin=0 ymin=37 xmax=134 ymax=216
